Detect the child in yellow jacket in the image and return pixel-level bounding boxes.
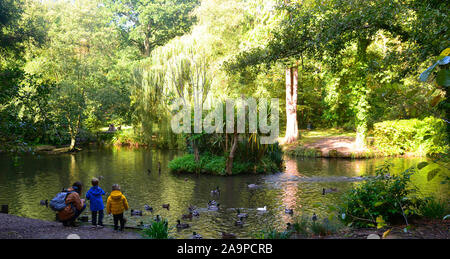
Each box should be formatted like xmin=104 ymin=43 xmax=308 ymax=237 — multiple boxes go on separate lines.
xmin=106 ymin=184 xmax=129 ymax=231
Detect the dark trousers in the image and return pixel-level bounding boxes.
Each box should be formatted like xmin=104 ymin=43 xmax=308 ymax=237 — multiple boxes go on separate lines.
xmin=73 ymin=204 xmax=86 ymax=220
xmin=113 ymin=213 xmax=125 ymax=230
xmin=91 ymin=210 xmax=104 ymax=226
xmin=62 ymin=203 xmax=86 ymax=225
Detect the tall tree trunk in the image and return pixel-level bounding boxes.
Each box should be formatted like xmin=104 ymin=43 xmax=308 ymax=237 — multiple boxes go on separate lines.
xmin=226 ymin=132 xmax=238 ymax=175
xmin=67 ymin=113 xmax=81 ymax=151
xmin=354 ymin=38 xmax=371 ymax=148
xmin=193 ymin=138 xmax=199 ymax=163
xmin=284 ymin=67 xmax=299 ymax=144
xmin=69 ymin=135 xmax=76 ymax=151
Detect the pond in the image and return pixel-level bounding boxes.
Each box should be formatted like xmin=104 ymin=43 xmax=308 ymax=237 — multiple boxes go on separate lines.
xmin=0 ymin=146 xmax=448 ymax=239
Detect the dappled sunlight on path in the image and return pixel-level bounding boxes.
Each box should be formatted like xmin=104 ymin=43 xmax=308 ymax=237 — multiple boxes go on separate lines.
xmin=303 ymin=136 xmax=368 ymax=155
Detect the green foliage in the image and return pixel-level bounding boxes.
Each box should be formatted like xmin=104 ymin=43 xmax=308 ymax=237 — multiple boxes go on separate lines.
xmin=168 ymin=154 xmax=199 ymax=173
xmin=109 ymin=128 xmax=142 ymax=146
xmin=339 ymin=163 xmax=422 ymax=228
xmin=309 ymin=219 xmax=341 ymax=237
xmin=227 ymin=0 xmax=448 ymax=144
xmin=254 ymin=215 xmax=343 ymax=239
xmin=418 ymin=197 xmax=449 ymax=219
xmin=253 ymin=228 xmax=291 ymax=239
xmin=288 ymin=215 xmax=342 ymax=237
xmin=373 ymin=117 xmax=448 ymax=156
xmin=291 ymin=216 xmax=309 ymax=237
xmin=106 ymin=0 xmax=200 ymax=57
xmin=168 ymin=150 xmax=281 ymax=176
xmin=1 ymin=0 xmax=448 ymax=155
xmin=285 ymin=146 xmax=321 ymax=158
xmin=141 ymin=218 xmax=171 ymax=239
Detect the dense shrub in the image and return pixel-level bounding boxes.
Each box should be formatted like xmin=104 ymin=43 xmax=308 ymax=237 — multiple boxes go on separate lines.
xmin=168 ymin=154 xmax=201 ymax=173
xmin=285 ymin=146 xmax=322 ymax=157
xmin=292 ymin=216 xmax=342 ymax=237
xmin=168 ymin=152 xmax=282 ymax=175
xmin=253 ymin=228 xmax=292 ymax=239
xmin=373 ymin=117 xmax=448 ymax=156
xmin=310 ymin=220 xmax=340 ymax=236
xmin=110 ymin=128 xmax=141 ymax=145
xmin=418 ymin=198 xmax=449 ymax=219
xmin=339 ymin=163 xmax=422 ymax=228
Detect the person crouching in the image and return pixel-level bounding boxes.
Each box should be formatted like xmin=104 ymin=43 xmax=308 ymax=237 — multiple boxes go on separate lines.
xmin=58 ymin=181 xmax=86 ymax=227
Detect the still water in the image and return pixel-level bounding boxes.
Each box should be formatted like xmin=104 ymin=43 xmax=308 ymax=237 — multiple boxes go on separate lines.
xmin=0 ymin=146 xmax=448 ymax=238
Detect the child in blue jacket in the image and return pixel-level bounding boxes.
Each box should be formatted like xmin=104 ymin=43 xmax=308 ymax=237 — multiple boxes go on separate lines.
xmin=86 ymin=177 xmax=106 ymax=228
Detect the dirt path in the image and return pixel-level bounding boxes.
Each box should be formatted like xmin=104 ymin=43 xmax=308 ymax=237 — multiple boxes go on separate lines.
xmin=302 ymin=136 xmax=367 ymax=156
xmin=0 ymin=213 xmax=142 ymax=239
xmin=282 ymin=130 xmax=379 ymax=158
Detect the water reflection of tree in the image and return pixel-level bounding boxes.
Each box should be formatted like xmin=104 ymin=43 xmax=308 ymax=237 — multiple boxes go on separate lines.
xmin=281 ymin=158 xmax=300 ymax=223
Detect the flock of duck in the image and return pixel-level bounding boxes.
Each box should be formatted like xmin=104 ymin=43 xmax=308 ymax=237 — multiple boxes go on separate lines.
xmin=130 ymin=184 xmax=275 ymax=239
xmin=37 ymin=163 xmax=340 ymax=239
xmin=128 ymin=182 xmax=340 ymax=239
xmin=126 ymin=182 xmax=339 ymax=239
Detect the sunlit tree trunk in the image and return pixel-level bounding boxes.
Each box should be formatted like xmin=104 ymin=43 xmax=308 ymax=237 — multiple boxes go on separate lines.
xmin=354 ymin=38 xmax=371 ymax=148
xmin=284 ymin=67 xmax=299 ymax=144
xmin=69 ymin=136 xmax=76 ymax=151
xmin=67 ymin=113 xmax=81 ymax=151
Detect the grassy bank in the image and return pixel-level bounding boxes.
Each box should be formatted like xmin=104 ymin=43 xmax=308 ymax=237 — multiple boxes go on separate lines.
xmin=284 ymin=117 xmax=448 ymax=159
xmin=168 ymin=152 xmax=282 ymax=175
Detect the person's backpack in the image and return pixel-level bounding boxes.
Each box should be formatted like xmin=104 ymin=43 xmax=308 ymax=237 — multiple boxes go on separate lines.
xmin=49 ymin=190 xmax=74 ymax=211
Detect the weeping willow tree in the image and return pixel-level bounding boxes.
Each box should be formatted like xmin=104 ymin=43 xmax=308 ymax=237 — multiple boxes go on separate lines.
xmin=131 ymin=36 xmax=212 ymax=149
xmin=131 ymin=60 xmax=165 ymax=146
xmin=166 ymin=43 xmax=212 ymax=161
